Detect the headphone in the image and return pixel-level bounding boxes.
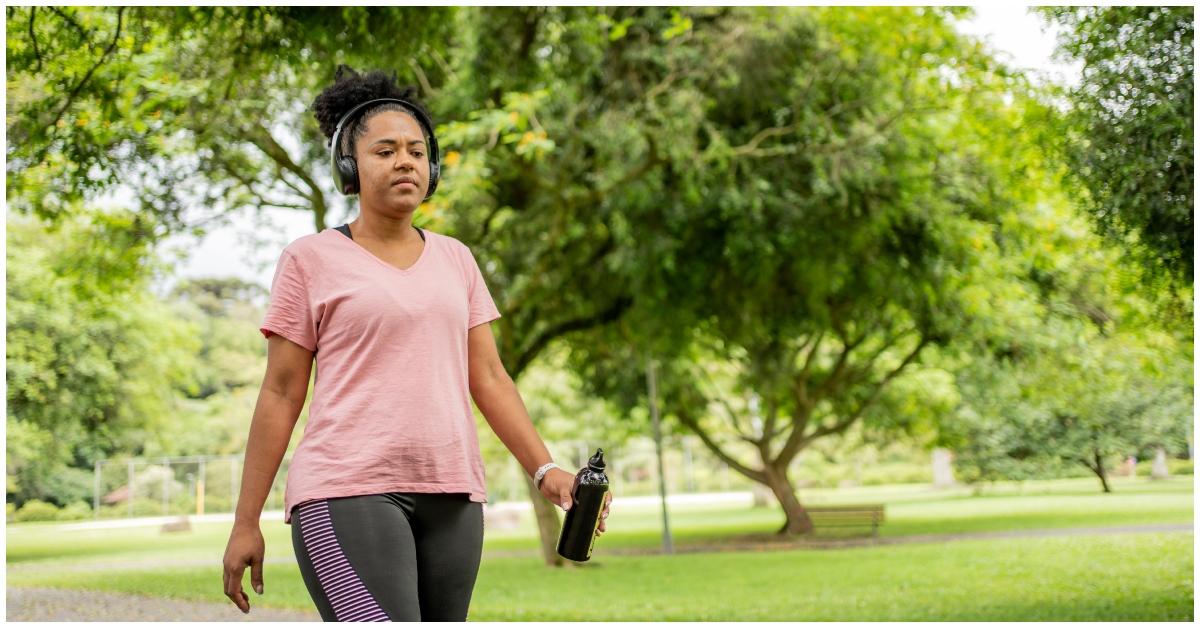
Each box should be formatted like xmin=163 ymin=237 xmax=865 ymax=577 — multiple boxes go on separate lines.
xmin=329 ymin=97 xmax=441 ymax=200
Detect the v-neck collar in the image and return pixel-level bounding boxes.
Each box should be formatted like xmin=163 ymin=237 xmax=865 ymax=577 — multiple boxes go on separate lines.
xmin=327 ymin=226 xmax=432 ymax=275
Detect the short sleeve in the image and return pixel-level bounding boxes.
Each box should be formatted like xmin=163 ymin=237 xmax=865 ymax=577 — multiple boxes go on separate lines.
xmin=466 ymin=247 xmax=502 ymax=330
xmin=260 ymin=249 xmax=318 ymax=351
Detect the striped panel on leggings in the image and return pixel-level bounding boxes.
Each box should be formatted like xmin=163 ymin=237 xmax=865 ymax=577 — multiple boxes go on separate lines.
xmin=296 ymin=500 xmax=390 ymax=621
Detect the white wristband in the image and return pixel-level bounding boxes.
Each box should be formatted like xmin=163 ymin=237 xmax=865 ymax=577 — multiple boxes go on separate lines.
xmin=533 ymin=462 xmax=561 ymax=489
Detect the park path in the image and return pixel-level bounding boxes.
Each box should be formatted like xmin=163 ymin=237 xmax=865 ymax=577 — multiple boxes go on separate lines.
xmin=6 ymin=523 xmax=1191 ymax=621
xmin=5 ymin=585 xmax=318 ymax=621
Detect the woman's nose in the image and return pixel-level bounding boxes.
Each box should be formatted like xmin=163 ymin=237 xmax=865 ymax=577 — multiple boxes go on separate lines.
xmin=393 ymin=153 xmax=415 ymax=171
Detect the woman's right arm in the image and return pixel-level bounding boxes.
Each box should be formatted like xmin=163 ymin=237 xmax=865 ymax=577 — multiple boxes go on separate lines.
xmin=223 ymin=335 xmax=314 ymax=614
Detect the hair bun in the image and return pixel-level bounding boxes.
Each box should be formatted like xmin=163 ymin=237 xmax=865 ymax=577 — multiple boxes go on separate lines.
xmin=311 ymin=65 xmax=426 ymax=145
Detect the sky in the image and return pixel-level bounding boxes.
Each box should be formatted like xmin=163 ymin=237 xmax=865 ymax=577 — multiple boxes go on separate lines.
xmin=150 ymin=4 xmax=1085 ymax=295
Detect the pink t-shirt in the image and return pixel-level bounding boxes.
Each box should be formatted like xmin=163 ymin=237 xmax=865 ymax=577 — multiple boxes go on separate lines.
xmin=259 ymin=227 xmax=501 ymax=524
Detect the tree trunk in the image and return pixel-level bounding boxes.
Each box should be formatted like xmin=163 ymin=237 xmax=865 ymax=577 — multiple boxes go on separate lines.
xmin=525 ymin=475 xmax=566 ymax=566
xmin=763 ymin=464 xmax=813 ymax=535
xmin=1092 ymin=450 xmax=1112 ymax=493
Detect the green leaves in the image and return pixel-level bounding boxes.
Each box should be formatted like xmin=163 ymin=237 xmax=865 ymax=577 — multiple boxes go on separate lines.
xmin=1037 ymin=6 xmax=1194 ymax=286
xmin=6 ymin=210 xmax=201 ymax=502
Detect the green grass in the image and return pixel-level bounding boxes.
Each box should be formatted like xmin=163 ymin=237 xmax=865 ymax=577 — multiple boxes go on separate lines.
xmin=480 ymin=475 xmax=1195 ymax=552
xmin=6 ymin=533 xmax=1191 ymax=620
xmin=6 ymin=476 xmax=1193 ymax=620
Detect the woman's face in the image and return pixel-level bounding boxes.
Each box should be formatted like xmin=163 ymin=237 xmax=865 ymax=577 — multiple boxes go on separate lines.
xmin=354 ymin=110 xmax=430 ymax=214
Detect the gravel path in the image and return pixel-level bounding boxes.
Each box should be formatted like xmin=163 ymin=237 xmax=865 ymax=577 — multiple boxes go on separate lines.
xmin=6 ymin=586 xmax=319 ymax=622
xmin=6 ymin=523 xmax=1191 ymax=621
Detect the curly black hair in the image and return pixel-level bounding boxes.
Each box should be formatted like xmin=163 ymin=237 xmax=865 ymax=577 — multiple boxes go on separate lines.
xmin=310 ymin=64 xmax=433 ymax=158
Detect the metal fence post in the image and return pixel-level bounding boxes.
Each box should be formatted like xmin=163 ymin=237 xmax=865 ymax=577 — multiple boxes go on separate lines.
xmin=93 ymin=460 xmax=101 ymax=519
xmin=127 ymin=458 xmax=135 ymax=518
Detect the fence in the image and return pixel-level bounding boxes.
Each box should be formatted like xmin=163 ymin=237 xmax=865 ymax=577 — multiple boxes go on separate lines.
xmin=90 ymin=436 xmax=766 ymax=520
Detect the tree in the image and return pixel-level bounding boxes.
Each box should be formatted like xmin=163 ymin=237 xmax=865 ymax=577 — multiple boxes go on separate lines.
xmin=6 ymin=6 xmax=457 ymax=236
xmin=947 ymin=325 xmax=1191 ymax=493
xmin=6 ymin=208 xmax=199 ymax=506
xmin=1036 ymin=6 xmax=1194 ymax=286
xmin=941 ymin=180 xmax=1193 ymax=493
xmin=561 ymin=6 xmax=1058 ymax=535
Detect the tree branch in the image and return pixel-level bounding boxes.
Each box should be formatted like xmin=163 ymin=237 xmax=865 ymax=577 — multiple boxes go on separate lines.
xmin=731 ymin=123 xmax=799 ymax=157
xmin=510 ymin=294 xmax=632 ymax=376
xmin=48 ymin=6 xmax=90 ymax=42
xmin=28 ymin=7 xmax=42 ymax=73
xmin=215 ymin=153 xmax=311 ymax=215
xmin=46 ymin=6 xmax=125 ymax=139
xmin=675 ymin=406 xmax=766 ymax=483
xmin=793 ymin=330 xmax=824 ymax=410
xmin=698 ymin=372 xmax=758 ymax=445
xmin=776 ymin=334 xmax=930 ymax=467
xmin=812 ymin=326 xmax=866 ymax=401
xmin=242 ymin=121 xmax=321 ymax=197
xmin=804 ymin=334 xmax=930 ymax=443
xmin=408 ymin=59 xmax=436 ymax=97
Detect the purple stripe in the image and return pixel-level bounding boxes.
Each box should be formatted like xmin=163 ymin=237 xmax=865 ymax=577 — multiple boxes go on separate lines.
xmin=298 ymin=500 xmax=389 ymax=621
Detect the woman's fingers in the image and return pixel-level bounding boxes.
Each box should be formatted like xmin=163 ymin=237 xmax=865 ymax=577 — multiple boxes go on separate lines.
xmin=224 ymin=562 xmax=250 ymax=613
xmin=596 ymin=491 xmax=612 ymax=535
xmin=250 ymin=555 xmax=264 ymax=595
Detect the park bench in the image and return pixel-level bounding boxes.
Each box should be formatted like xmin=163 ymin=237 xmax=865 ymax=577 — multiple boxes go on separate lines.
xmin=804 ymin=504 xmax=886 ymax=538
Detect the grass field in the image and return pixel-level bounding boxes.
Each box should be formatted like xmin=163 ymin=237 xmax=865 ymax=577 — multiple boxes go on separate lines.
xmin=6 ymin=476 xmax=1194 ymax=621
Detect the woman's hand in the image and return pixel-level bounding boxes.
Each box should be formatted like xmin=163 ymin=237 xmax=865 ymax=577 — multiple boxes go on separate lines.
xmin=596 ymin=490 xmax=613 ymax=536
xmin=538 ymin=469 xmax=614 ymax=536
xmin=222 ymin=522 xmax=265 ymax=614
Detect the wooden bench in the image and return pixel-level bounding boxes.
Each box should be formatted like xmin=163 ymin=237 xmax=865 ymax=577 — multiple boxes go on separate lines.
xmin=804 ymin=504 xmax=886 ymax=538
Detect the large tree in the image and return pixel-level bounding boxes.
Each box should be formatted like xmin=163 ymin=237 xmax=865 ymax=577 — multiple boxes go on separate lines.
xmin=562 ymin=7 xmax=1058 ymax=535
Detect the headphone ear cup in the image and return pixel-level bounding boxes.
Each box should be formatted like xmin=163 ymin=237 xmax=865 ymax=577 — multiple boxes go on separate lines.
xmin=425 ymin=162 xmax=440 ymax=199
xmin=336 ymin=155 xmax=360 ymax=195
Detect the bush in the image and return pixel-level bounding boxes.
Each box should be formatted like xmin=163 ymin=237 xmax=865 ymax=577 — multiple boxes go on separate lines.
xmin=6 ymin=502 xmax=15 ymax=522
xmin=56 ymin=501 xmax=93 ymax=521
xmin=1134 ymin=457 xmax=1194 ymax=477
xmin=14 ymin=499 xmax=60 ymax=522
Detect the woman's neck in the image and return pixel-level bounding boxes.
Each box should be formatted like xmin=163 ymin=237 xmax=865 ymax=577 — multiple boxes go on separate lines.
xmin=350 ymin=212 xmax=421 ymax=244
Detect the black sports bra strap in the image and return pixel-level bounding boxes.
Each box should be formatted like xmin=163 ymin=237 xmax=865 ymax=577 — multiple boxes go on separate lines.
xmin=334 ymin=223 xmax=423 ymax=242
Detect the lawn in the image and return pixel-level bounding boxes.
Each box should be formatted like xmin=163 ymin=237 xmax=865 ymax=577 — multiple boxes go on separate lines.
xmin=6 ymin=476 xmax=1193 ymax=621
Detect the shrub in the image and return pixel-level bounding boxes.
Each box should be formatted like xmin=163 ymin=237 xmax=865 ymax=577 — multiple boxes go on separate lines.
xmin=56 ymin=501 xmax=93 ymax=521
xmin=14 ymin=499 xmax=60 ymax=522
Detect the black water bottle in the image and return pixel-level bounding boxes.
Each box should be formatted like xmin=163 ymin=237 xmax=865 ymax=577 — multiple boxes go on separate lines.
xmin=556 ymin=448 xmax=610 ymax=562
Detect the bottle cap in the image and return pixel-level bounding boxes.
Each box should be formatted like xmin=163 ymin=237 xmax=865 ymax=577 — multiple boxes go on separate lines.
xmin=588 ymin=448 xmax=606 ymax=472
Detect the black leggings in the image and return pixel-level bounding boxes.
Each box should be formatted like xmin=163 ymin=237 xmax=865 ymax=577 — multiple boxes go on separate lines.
xmin=290 ymin=492 xmax=485 ymax=621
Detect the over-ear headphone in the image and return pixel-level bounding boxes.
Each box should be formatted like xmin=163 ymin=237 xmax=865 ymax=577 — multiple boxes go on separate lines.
xmin=329 ymin=97 xmax=441 ymax=200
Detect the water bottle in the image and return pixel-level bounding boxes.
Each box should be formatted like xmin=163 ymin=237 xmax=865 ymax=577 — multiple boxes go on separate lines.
xmin=556 ymin=448 xmax=610 ymax=562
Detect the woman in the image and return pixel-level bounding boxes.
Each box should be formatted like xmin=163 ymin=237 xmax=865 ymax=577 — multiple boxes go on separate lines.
xmin=221 ymin=66 xmax=612 ymax=621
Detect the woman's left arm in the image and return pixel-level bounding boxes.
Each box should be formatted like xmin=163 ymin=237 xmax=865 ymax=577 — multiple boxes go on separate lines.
xmin=467 ymin=321 xmax=611 ymax=533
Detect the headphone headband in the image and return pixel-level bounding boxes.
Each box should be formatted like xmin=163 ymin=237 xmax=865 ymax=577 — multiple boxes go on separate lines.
xmin=329 ymin=97 xmax=441 ymax=199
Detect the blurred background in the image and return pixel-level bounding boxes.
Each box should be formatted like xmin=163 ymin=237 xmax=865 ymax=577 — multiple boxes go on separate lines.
xmin=5 ymin=5 xmax=1193 ymax=621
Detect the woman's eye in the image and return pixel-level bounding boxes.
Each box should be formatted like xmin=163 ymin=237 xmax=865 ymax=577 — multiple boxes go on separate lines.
xmin=412 ymin=152 xmax=424 ymax=158
xmin=379 ymin=150 xmax=393 ymax=157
